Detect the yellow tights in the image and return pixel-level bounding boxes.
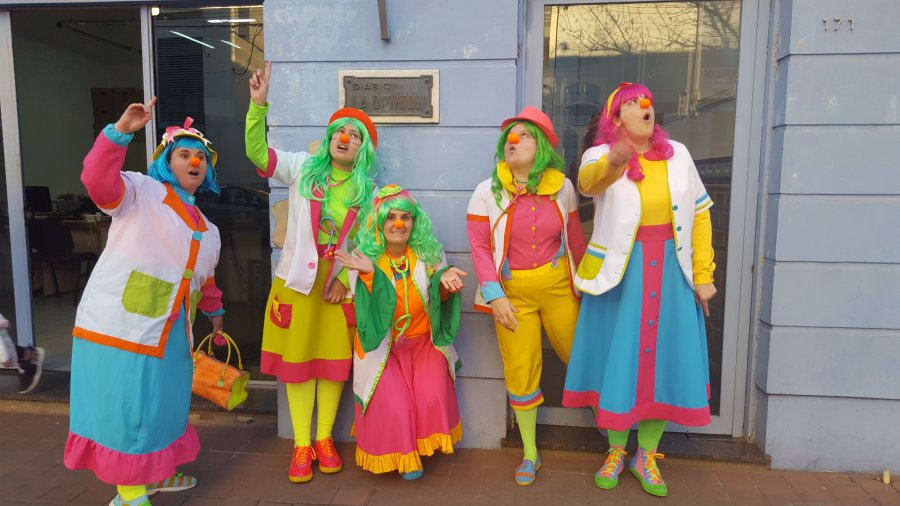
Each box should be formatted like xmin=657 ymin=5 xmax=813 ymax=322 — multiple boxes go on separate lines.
xmin=285 ymin=379 xmax=344 ymax=446
xmin=116 ymin=484 xmax=147 ymax=501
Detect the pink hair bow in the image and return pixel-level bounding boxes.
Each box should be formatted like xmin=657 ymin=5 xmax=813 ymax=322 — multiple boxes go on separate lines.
xmin=163 ymin=117 xmax=203 ymax=145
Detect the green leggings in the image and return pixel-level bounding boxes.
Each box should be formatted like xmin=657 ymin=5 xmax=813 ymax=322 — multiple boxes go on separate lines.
xmin=607 ymin=419 xmax=667 ymax=451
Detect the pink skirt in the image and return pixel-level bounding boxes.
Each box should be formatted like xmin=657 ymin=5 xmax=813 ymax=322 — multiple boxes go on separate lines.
xmin=353 ymin=333 xmax=462 ymax=474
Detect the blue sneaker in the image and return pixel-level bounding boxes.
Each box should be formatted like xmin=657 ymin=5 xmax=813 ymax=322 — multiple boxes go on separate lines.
xmin=400 ymin=468 xmax=424 ymax=480
xmin=514 ymin=456 xmax=541 ymax=486
xmin=109 ymin=494 xmax=151 ymax=506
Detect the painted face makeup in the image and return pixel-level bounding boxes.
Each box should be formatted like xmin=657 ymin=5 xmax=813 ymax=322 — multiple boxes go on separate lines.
xmin=170 ymin=147 xmax=208 ymax=194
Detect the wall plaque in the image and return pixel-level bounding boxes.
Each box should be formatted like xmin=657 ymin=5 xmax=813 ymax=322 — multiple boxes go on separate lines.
xmin=338 ymin=70 xmax=439 ymax=123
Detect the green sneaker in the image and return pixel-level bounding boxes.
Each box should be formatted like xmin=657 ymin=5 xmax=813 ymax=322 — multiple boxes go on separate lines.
xmin=594 ymin=447 xmax=627 ymax=489
xmin=629 ymin=447 xmax=668 ymax=497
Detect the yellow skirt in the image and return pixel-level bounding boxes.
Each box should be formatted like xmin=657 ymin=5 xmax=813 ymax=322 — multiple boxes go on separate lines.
xmin=260 ymin=260 xmax=353 ymax=383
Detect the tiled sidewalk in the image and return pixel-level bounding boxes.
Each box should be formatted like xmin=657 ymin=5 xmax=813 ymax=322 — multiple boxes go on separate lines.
xmin=0 ymin=405 xmax=897 ymax=505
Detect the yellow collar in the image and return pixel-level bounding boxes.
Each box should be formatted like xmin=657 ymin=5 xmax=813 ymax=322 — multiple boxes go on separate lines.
xmin=497 ymin=161 xmax=564 ymax=196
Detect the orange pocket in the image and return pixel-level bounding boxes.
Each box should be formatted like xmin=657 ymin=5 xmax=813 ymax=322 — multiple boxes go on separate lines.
xmin=269 ymin=297 xmax=292 ymax=329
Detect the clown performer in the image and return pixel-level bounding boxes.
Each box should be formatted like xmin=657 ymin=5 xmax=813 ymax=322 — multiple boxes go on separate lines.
xmin=245 ymin=62 xmax=378 ymax=483
xmin=466 ymin=107 xmax=587 ymax=485
xmin=333 ymin=185 xmax=467 ymax=480
xmin=63 ymin=97 xmax=226 ymax=506
xmin=562 ymin=82 xmax=717 ymax=497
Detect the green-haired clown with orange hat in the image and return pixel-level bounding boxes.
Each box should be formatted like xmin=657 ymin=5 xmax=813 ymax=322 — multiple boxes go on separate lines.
xmin=466 ymin=106 xmax=588 ymax=486
xmin=245 ymin=62 xmax=379 ymax=484
xmin=334 ymin=185 xmax=466 ymax=480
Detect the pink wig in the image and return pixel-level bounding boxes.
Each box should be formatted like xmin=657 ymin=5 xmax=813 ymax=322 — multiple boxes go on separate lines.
xmin=594 ymin=82 xmax=673 ymax=181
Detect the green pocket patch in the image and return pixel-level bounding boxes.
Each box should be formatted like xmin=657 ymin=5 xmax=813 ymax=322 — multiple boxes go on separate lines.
xmin=122 ymin=270 xmax=175 ymax=318
xmin=189 ymin=289 xmax=202 ymax=322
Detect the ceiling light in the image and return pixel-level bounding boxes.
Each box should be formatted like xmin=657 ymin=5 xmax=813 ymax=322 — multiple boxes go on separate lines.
xmin=207 ymin=18 xmax=256 ymax=24
xmin=169 ymin=31 xmax=214 ymax=49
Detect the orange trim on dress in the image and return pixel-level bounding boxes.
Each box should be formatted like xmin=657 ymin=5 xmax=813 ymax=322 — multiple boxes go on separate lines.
xmin=466 ymin=213 xmax=489 ymax=222
xmin=73 ymin=325 xmax=165 ymax=357
xmin=162 ymin=184 xmax=208 ymax=232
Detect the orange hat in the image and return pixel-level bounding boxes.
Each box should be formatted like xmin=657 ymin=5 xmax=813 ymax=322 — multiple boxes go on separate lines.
xmin=500 ymin=106 xmax=558 ymax=148
xmin=329 ymin=108 xmax=378 ymax=148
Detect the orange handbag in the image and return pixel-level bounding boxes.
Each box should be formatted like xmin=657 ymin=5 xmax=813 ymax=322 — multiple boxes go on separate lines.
xmin=191 ymin=332 xmax=250 ymax=411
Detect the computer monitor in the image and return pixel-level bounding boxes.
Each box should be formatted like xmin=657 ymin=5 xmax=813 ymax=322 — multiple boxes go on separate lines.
xmin=24 ymin=186 xmax=53 ymax=213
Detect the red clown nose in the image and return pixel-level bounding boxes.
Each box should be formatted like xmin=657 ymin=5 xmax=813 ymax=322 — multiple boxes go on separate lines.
xmin=392 ymin=219 xmax=404 ymax=230
xmin=639 ymin=98 xmax=652 ymax=109
xmin=189 ymin=156 xmax=201 ymax=168
xmin=339 ymin=133 xmax=350 ymax=144
xmin=507 ymin=132 xmax=520 ymax=144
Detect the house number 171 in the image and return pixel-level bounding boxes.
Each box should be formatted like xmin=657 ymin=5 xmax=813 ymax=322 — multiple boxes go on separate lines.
xmin=823 ymin=17 xmax=855 ymax=31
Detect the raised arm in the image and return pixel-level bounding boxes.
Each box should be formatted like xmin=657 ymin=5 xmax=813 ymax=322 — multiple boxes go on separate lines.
xmin=82 ymin=97 xmax=156 ymax=209
xmin=578 ymin=142 xmax=631 ymax=196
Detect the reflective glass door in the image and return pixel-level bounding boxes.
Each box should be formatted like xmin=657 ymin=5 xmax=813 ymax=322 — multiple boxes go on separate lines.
xmin=532 ymin=1 xmax=744 ymax=433
xmin=152 ymin=6 xmax=268 ymax=376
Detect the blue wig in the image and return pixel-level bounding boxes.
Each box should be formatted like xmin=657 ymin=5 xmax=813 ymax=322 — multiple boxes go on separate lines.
xmin=148 ymin=137 xmax=220 ymax=195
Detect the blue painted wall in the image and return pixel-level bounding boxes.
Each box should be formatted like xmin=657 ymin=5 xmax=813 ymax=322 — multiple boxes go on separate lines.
xmin=262 ymin=0 xmax=519 ymax=449
xmin=753 ymin=0 xmax=900 ymax=471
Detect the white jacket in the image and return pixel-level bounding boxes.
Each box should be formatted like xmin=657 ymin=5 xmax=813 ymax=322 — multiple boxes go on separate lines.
xmin=575 ymin=140 xmax=712 ymax=296
xmin=268 ymin=149 xmax=358 ymax=295
xmin=73 ymin=173 xmax=221 ymax=357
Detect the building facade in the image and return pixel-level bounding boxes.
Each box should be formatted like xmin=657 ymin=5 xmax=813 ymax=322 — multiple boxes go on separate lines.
xmin=0 ymin=0 xmax=896 ymax=472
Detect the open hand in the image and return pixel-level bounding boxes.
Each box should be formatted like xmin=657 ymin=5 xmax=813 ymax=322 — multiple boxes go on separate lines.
xmin=489 ymin=296 xmax=519 ymax=332
xmin=249 ymin=61 xmax=272 ymax=106
xmin=333 ymin=249 xmax=374 ymax=274
xmin=114 ymin=96 xmax=157 ymax=135
xmin=439 ymin=267 xmax=467 ymax=293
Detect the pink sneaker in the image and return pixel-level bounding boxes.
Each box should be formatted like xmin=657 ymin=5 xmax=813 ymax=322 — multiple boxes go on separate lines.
xmin=314 ymin=437 xmax=343 ymax=473
xmin=288 ymin=445 xmax=315 ymax=483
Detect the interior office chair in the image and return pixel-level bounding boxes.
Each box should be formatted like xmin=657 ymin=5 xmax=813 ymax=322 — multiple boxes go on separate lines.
xmin=28 ymin=219 xmax=98 ymax=306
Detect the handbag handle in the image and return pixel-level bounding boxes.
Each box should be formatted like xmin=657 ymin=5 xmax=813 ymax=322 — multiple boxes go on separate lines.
xmin=193 ymin=331 xmax=244 ymax=372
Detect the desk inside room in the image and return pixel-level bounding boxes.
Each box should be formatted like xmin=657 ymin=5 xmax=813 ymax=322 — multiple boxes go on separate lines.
xmin=29 ymin=217 xmax=108 ymax=301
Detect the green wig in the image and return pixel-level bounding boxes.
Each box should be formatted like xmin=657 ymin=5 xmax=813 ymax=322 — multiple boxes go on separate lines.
xmin=356 ymin=185 xmax=445 ymax=267
xmin=298 ymin=117 xmax=378 ymax=219
xmin=490 ymin=121 xmax=566 ymax=208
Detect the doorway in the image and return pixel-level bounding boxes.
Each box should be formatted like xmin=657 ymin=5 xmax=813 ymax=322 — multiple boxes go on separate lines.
xmin=4 ymin=4 xmax=269 ymax=381
xmin=12 ymin=7 xmax=143 ymax=371
xmin=526 ymin=0 xmax=751 ymax=435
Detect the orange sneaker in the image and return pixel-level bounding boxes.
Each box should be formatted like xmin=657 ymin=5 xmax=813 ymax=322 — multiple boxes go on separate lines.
xmin=288 ymin=445 xmax=315 ymax=483
xmin=314 ymin=437 xmax=343 ymax=473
